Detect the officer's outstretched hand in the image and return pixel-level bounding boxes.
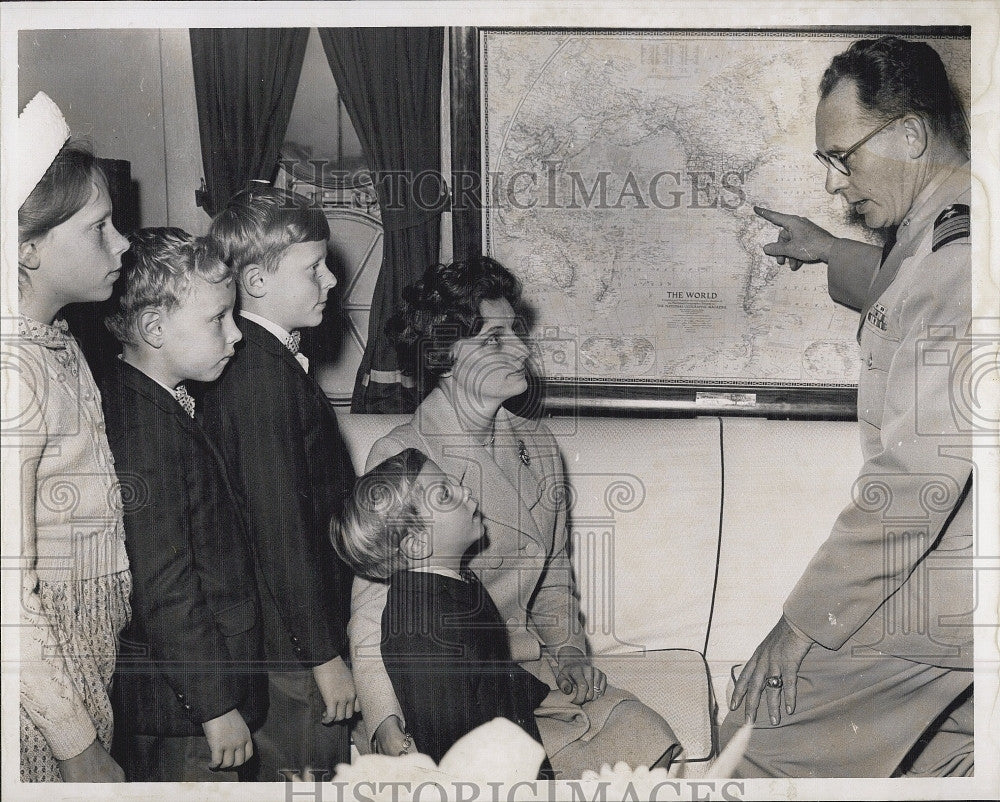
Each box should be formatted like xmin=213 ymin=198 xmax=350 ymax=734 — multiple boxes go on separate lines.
xmin=755 ymin=206 xmax=836 ymax=270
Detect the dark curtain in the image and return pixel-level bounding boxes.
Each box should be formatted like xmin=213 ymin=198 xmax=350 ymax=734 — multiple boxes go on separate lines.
xmin=190 ymin=28 xmax=309 ymax=216
xmin=318 ymin=28 xmax=445 ymax=413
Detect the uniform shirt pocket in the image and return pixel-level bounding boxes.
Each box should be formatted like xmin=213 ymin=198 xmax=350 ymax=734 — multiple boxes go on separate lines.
xmin=857 ymin=323 xmax=900 ymax=428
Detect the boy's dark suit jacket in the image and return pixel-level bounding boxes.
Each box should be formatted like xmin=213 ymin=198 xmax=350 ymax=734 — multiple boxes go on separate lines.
xmin=382 ymin=571 xmax=551 ymax=770
xmin=202 ymin=316 xmax=354 ymax=669
xmin=102 ymin=358 xmax=266 ymax=736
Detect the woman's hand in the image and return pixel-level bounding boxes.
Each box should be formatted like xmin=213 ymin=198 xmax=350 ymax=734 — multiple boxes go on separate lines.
xmin=374 ymin=715 xmax=415 ymax=756
xmin=556 ymin=647 xmax=607 ymax=705
xmin=57 ymin=738 xmax=126 ymax=782
xmin=729 ymin=614 xmax=813 ymax=725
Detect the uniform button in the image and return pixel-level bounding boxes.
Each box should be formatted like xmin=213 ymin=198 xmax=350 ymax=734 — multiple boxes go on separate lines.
xmin=183 ymin=704 xmax=192 ymax=711
xmin=523 ymin=542 xmax=539 ymax=557
xmin=866 ymin=354 xmax=873 ymax=368
xmin=290 ymin=635 xmax=300 ymax=645
xmin=487 ymin=555 xmax=503 ymax=568
xmin=176 ymin=693 xmax=185 ymax=700
xmin=293 ymin=646 xmax=304 ymax=657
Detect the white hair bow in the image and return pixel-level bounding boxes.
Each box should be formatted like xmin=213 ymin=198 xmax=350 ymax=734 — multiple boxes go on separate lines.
xmin=14 ymin=92 xmax=71 ymax=210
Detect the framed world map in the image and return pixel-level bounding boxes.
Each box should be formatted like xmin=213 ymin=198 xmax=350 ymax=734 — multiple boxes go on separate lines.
xmin=466 ymin=27 xmax=971 ymax=417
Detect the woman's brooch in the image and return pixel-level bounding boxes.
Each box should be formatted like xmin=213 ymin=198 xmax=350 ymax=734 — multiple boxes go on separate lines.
xmin=517 ymin=439 xmax=530 ymax=466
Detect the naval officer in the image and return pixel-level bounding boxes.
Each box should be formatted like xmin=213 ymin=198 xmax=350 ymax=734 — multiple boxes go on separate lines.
xmin=722 ymin=35 xmax=975 ymax=777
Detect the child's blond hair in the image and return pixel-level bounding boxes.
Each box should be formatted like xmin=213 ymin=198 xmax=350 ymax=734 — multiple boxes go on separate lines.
xmin=105 ymin=227 xmax=233 ymax=347
xmin=17 ymin=138 xmax=104 ymax=290
xmin=207 ymin=185 xmax=330 ymax=277
xmin=332 ymin=448 xmax=431 ymax=581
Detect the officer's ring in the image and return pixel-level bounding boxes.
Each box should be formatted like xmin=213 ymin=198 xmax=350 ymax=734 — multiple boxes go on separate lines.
xmin=765 ymin=675 xmax=783 ymax=689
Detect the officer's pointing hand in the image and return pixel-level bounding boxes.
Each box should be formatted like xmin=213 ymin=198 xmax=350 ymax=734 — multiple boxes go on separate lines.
xmin=755 ymin=206 xmax=836 ymax=270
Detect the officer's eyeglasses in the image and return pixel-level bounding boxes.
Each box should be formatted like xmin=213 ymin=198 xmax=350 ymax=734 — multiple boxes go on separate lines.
xmin=814 ymin=115 xmax=905 ymax=176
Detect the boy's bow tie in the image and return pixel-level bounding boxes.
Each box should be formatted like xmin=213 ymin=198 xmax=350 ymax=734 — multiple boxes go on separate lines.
xmin=173 ymin=384 xmax=195 ymax=418
xmin=285 ymin=331 xmax=309 ymax=372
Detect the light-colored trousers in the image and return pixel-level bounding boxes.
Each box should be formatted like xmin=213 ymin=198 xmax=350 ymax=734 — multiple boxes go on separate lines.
xmin=719 ymin=642 xmax=973 ymax=778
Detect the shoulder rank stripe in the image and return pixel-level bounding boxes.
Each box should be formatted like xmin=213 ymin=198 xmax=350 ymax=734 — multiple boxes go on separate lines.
xmin=932 ymin=203 xmax=969 ymax=251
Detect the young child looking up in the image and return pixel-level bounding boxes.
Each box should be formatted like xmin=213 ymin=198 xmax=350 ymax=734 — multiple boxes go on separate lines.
xmin=12 ymin=93 xmax=131 ymax=783
xmin=333 ymin=448 xmax=552 ymax=775
xmin=203 ymin=186 xmax=357 ymax=781
xmin=102 ymin=228 xmax=266 ymax=781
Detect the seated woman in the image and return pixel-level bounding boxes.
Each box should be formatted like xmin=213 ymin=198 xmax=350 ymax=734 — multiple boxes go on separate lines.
xmin=348 ymin=256 xmax=681 ymax=778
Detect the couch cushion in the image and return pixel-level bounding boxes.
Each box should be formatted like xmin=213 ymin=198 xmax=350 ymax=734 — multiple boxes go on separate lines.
xmin=592 ymin=649 xmax=714 ymax=762
xmin=705 ymin=418 xmax=862 ymax=708
xmin=553 ymin=417 xmax=722 ymax=656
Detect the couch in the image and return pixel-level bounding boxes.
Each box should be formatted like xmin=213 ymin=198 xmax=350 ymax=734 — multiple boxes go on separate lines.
xmin=335 ymin=411 xmax=863 ymax=769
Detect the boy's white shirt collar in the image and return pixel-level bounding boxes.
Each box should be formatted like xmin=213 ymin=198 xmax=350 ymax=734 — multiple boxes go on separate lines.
xmin=240 ymin=309 xmax=292 ymax=343
xmin=240 ymin=310 xmax=309 ymax=371
xmin=408 ymin=565 xmax=466 ymax=582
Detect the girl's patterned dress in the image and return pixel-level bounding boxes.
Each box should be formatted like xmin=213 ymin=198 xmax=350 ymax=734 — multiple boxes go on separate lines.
xmin=11 ymin=316 xmax=131 ymax=781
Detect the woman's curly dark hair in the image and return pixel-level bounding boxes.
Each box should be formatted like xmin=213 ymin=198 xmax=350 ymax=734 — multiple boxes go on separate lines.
xmin=389 ymin=256 xmax=523 ymax=392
